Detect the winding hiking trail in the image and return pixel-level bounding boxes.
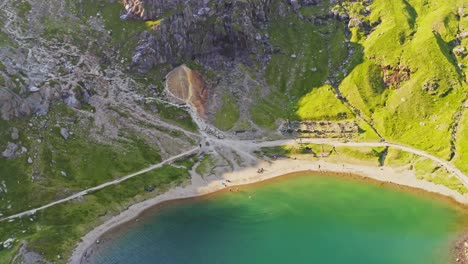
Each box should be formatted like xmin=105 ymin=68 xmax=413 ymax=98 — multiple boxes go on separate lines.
xmin=2 ymin=73 xmax=468 ymax=222
xmin=0 ymin=148 xmax=199 ymax=222
xmin=2 ymin=136 xmax=468 ymax=223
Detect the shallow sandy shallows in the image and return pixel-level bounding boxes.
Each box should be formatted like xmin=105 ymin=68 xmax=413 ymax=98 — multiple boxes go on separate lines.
xmin=69 ymin=158 xmax=468 ymax=264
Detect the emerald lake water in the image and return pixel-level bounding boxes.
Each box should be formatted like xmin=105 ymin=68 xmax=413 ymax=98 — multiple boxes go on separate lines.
xmin=90 ymin=173 xmax=467 ymax=264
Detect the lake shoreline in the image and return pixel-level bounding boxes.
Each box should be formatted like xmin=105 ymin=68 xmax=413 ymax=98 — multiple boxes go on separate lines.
xmin=453 ymin=231 xmax=468 ymax=263
xmin=68 ymin=158 xmax=468 ymax=264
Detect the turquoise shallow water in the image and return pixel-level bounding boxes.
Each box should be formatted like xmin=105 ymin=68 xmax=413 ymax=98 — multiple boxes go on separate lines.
xmin=91 ymin=173 xmax=466 ymax=264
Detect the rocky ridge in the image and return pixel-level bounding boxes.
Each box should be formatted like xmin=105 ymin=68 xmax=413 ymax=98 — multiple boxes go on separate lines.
xmin=129 ymin=0 xmax=326 ymax=73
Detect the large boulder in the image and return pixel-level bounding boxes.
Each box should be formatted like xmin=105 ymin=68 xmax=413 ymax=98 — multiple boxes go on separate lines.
xmin=2 ymin=142 xmax=18 ymax=159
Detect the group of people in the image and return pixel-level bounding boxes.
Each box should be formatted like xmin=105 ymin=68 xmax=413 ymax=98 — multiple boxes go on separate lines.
xmin=223 ymin=180 xmax=240 ymax=192
xmin=257 ymin=168 xmax=265 ymax=173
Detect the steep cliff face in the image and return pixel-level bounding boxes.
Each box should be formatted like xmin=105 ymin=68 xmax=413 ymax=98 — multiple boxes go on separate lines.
xmin=129 ymin=0 xmax=323 ymax=73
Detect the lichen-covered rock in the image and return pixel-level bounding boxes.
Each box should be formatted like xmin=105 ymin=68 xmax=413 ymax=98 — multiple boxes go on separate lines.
xmin=2 ymin=142 xmax=18 ymax=158
xmin=60 ymin=128 xmax=70 ymax=140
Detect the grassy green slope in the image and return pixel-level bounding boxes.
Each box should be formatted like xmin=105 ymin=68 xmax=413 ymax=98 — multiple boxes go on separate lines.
xmin=0 ymin=103 xmax=162 ymax=217
xmin=331 ymin=0 xmax=467 ymax=159
xmin=0 ymin=165 xmax=190 ymax=262
xmin=251 ymin=15 xmax=353 ymax=128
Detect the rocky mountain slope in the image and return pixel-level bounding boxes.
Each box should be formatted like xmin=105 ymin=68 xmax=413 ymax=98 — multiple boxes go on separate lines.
xmin=0 ymin=0 xmax=467 ymax=263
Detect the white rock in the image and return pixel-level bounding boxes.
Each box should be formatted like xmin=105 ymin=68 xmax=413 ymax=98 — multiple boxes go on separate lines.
xmin=3 ymin=238 xmax=14 ymax=249
xmin=60 ymin=128 xmax=69 ymax=140
xmin=28 ymin=157 xmax=33 ymax=164
xmin=291 ymin=54 xmax=297 ymax=58
xmin=2 ymin=142 xmax=18 ymax=158
xmin=29 ymin=87 xmax=40 ymax=92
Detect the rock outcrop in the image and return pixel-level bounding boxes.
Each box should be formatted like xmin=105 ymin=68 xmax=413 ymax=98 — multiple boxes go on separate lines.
xmin=129 ymin=0 xmax=324 ymax=73
xmin=121 ymin=0 xmax=185 ymax=20
xmin=280 ymin=121 xmax=359 ymax=138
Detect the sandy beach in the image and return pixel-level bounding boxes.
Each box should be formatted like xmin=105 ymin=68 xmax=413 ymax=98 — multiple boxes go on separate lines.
xmin=68 ymin=157 xmax=468 ymax=264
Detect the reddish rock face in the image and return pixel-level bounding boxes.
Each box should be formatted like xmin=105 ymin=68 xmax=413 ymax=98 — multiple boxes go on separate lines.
xmin=165 ymin=65 xmax=208 ymax=118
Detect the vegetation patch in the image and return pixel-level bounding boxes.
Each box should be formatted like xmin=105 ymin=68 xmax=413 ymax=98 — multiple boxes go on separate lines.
xmin=251 ymin=15 xmax=351 ymax=128
xmin=195 ymin=154 xmax=216 ymax=176
xmin=0 ymin=165 xmax=190 ymax=263
xmin=213 ymin=93 xmax=240 ymax=131
xmin=144 ymin=101 xmax=198 ymax=132
xmin=296 ymin=85 xmax=354 ymax=121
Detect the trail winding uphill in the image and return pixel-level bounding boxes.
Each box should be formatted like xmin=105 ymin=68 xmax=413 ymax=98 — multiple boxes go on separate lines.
xmin=1 ymin=66 xmax=467 ymax=222
xmin=0 ymin=148 xmax=199 ymax=222
xmin=2 ymin=136 xmax=468 ymax=223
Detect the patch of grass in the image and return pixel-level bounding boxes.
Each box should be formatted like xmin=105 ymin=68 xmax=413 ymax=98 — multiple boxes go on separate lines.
xmin=144 ymin=101 xmax=197 ymax=132
xmin=195 ymin=154 xmax=216 ymax=176
xmin=414 ymin=158 xmax=468 ymax=193
xmin=0 ymin=165 xmax=190 ymax=262
xmin=258 ymin=146 xmax=291 ymax=158
xmin=173 ymin=156 xmax=197 ymax=170
xmin=77 ymin=0 xmax=148 ymax=59
xmin=251 ymin=15 xmax=352 ymax=128
xmin=339 ymin=60 xmax=387 ymax=116
xmin=453 ymin=111 xmax=468 ymax=175
xmin=296 ymin=85 xmax=354 ymax=121
xmin=145 ymin=19 xmax=163 ymax=30
xmin=213 ymin=93 xmax=240 ymax=131
xmin=338 ymin=0 xmax=467 ymax=159
xmin=14 ymin=1 xmax=32 ymax=18
xmin=0 ymin=103 xmax=162 ymax=217
xmin=385 ymin=148 xmax=417 ymax=166
xmin=335 ymin=146 xmax=386 ymax=165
